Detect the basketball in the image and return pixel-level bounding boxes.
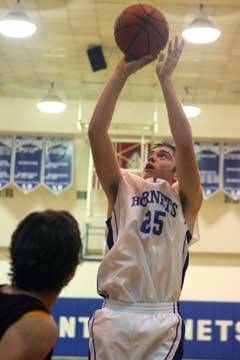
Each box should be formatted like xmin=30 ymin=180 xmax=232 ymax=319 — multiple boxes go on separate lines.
xmin=114 ymin=3 xmax=169 ymax=61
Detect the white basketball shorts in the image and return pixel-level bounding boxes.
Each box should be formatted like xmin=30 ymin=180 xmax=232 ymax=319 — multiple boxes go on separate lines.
xmin=88 ymin=299 xmax=185 ymax=360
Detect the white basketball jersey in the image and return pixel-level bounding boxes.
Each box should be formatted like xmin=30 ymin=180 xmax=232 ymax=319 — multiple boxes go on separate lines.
xmin=97 ymin=169 xmax=199 ymax=303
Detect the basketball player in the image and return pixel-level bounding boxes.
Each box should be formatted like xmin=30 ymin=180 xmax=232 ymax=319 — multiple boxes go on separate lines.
xmin=88 ymin=36 xmax=202 ymax=360
xmin=0 ymin=210 xmax=82 ymax=360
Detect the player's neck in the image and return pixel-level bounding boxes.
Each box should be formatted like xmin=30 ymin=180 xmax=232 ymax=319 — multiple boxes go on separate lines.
xmin=3 ymin=284 xmax=59 ymax=309
xmin=36 ymin=292 xmax=59 ymax=309
xmin=143 ymin=174 xmax=174 ymax=184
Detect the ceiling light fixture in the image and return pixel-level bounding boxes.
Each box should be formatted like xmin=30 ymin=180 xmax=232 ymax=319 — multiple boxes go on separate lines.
xmin=0 ymin=0 xmax=36 ymax=38
xmin=37 ymin=82 xmax=66 ymax=114
xmin=183 ymin=105 xmax=201 ymax=118
xmin=182 ymin=4 xmax=220 ymax=44
xmin=182 ymin=86 xmax=201 ymax=118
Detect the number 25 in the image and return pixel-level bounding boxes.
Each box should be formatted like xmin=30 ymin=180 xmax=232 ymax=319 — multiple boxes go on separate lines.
xmin=140 ymin=210 xmax=166 ymax=235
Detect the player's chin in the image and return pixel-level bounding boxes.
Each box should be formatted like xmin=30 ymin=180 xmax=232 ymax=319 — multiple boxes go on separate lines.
xmin=143 ymin=169 xmax=154 ymax=178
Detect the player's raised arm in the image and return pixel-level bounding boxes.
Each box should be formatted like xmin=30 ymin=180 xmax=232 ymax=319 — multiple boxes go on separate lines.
xmin=88 ymin=56 xmax=155 ymax=210
xmin=156 ymin=36 xmax=202 ymax=232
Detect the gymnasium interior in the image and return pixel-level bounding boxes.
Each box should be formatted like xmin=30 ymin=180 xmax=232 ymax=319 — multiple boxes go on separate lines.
xmin=0 ymin=0 xmax=240 ymax=359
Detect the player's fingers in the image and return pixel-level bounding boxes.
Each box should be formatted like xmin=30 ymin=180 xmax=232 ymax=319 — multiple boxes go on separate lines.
xmin=168 ymin=41 xmax=172 ymax=55
xmin=179 ymin=39 xmax=185 ymax=52
xmin=176 ymin=39 xmax=184 ymax=59
xmin=173 ymin=36 xmax=178 ymax=56
xmin=158 ymin=52 xmax=165 ymax=62
xmin=140 ymin=54 xmax=155 ymax=65
xmin=134 ymin=54 xmax=156 ymax=69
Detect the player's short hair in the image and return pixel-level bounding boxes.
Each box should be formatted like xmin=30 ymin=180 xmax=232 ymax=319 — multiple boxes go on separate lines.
xmin=9 ymin=210 xmax=82 ymax=293
xmin=150 ymin=142 xmax=176 ymax=155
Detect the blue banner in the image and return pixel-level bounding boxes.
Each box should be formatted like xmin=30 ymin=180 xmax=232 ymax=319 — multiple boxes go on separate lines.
xmin=0 ymin=136 xmax=13 ymax=190
xmin=195 ymin=142 xmax=221 ymax=199
xmin=223 ymin=144 xmax=240 ymax=200
xmin=182 ymin=301 xmax=240 ymax=359
xmin=43 ymin=138 xmax=73 ymax=195
xmin=13 ymin=136 xmax=43 ymax=193
xmin=51 ymin=298 xmax=240 ymax=359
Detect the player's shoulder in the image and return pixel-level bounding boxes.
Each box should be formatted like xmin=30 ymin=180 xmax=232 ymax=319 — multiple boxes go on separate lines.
xmin=171 ymin=180 xmax=179 ymax=194
xmin=120 ymin=168 xmax=143 ymax=183
xmin=20 ymin=313 xmax=58 ymax=343
xmin=0 ymin=313 xmax=57 ymax=360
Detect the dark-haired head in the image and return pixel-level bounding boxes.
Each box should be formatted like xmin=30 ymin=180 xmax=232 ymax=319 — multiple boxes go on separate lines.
xmin=144 ymin=142 xmax=177 ymax=184
xmin=150 ymin=142 xmax=176 ymax=155
xmin=9 ymin=210 xmax=82 ymax=294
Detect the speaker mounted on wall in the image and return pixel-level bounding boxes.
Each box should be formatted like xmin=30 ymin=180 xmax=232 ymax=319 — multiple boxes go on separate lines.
xmin=87 ymin=45 xmax=107 ymax=72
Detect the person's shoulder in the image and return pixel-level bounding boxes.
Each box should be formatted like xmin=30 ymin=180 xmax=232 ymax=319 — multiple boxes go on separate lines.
xmin=120 ymin=168 xmax=143 ymax=182
xmin=171 ymin=180 xmax=179 ymax=194
xmin=119 ymin=169 xmax=148 ymax=190
xmin=19 ymin=314 xmax=58 ymax=348
xmin=0 ymin=314 xmax=57 ymax=360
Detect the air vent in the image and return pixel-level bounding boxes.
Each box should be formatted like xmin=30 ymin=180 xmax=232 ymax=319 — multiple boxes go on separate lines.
xmin=76 ymin=191 xmax=87 ymax=200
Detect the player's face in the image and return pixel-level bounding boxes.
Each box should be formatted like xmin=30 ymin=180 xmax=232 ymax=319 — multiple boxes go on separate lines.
xmin=143 ymin=146 xmax=177 ymax=184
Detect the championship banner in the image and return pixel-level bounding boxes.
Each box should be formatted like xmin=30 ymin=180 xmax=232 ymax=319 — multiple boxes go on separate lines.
xmin=13 ymin=136 xmax=43 ymax=193
xmin=51 ymin=298 xmax=240 ymax=359
xmin=195 ymin=142 xmax=221 ymax=199
xmin=92 ymin=142 xmax=143 ymax=190
xmin=0 ymin=136 xmax=13 ymax=190
xmin=223 ymin=143 xmax=240 ymax=200
xmin=43 ymin=137 xmax=73 ymax=195
xmin=115 ymin=142 xmax=142 ymax=172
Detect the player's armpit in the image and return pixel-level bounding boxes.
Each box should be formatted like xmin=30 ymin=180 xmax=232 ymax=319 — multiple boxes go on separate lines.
xmin=88 ymin=129 xmax=121 ymax=206
xmin=0 ymin=314 xmax=58 ymax=360
xmin=180 ymin=186 xmax=203 ymax=235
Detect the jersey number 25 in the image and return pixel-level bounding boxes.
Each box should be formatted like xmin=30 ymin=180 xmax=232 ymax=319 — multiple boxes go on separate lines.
xmin=140 ymin=210 xmax=166 ymax=235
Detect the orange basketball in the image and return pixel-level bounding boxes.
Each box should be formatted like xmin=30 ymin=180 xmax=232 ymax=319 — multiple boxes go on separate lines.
xmin=114 ymin=3 xmax=169 ymax=61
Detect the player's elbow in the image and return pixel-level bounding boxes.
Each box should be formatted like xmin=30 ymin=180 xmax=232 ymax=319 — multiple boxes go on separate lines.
xmin=88 ymin=118 xmax=107 ymax=140
xmin=88 ymin=123 xmax=98 ymax=142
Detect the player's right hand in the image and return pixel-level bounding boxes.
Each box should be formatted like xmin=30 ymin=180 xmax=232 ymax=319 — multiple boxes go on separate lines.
xmin=115 ymin=54 xmax=157 ymax=77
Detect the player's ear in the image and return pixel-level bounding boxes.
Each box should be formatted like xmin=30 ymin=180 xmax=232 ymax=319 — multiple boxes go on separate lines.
xmin=63 ymin=267 xmax=77 ymax=286
xmin=172 ymin=167 xmax=178 ymax=183
xmin=173 ymin=174 xmax=178 ymax=183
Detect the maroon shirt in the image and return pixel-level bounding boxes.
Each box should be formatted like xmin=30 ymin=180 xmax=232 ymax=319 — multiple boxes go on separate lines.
xmin=0 ymin=285 xmax=53 ymax=359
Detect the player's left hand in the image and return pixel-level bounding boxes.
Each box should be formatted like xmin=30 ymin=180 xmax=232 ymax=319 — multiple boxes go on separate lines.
xmin=156 ymin=36 xmax=184 ymax=80
xmin=115 ymin=54 xmax=157 ymax=78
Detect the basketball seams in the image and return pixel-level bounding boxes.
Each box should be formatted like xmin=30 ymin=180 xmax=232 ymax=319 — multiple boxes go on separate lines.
xmin=122 ymin=8 xmax=156 ymax=55
xmin=138 ymin=9 xmax=169 ymax=50
xmin=138 ymin=3 xmax=153 ymax=17
xmin=114 ymin=11 xmax=154 ymax=36
xmin=115 ymin=6 xmax=167 ymax=37
xmin=126 ymin=27 xmax=150 ymax=60
xmin=114 ymin=23 xmax=144 ymax=36
xmin=139 ymin=4 xmax=167 ymax=22
xmin=124 ymin=26 xmax=147 ymax=56
xmin=146 ymin=20 xmax=169 ymax=44
xmin=128 ymin=26 xmax=151 ymax=59
xmin=116 ymin=6 xmax=156 ymax=27
xmin=118 ymin=7 xmax=155 ymax=30
xmin=139 ymin=4 xmax=168 ymax=29
xmin=124 ymin=12 xmax=149 ymax=23
xmin=145 ymin=25 xmax=151 ymax=56
xmin=114 ymin=4 xmax=169 ymax=59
